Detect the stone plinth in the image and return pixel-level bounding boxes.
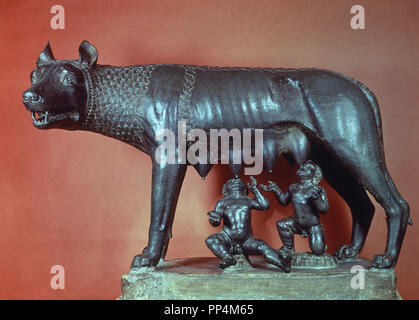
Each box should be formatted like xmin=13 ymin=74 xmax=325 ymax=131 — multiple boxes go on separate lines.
xmin=120 ymin=255 xmax=401 ymax=300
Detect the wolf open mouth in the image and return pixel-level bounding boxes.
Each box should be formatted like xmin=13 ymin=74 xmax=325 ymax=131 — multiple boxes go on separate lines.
xmin=31 ymin=110 xmax=80 ymax=128
xmin=31 ymin=111 xmax=49 ymax=126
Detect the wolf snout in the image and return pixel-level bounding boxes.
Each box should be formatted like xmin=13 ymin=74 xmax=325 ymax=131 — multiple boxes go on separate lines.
xmin=22 ymin=90 xmax=42 ymax=109
xmin=23 ymin=90 xmax=40 ymax=102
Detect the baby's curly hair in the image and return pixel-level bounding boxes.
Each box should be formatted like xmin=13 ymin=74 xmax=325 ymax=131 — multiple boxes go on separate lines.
xmin=303 ymin=160 xmax=323 ymax=184
xmin=222 ymin=178 xmax=248 ymax=196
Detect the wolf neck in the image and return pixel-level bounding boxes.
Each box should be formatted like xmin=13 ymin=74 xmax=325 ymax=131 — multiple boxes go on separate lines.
xmin=80 ymin=65 xmax=155 ymax=152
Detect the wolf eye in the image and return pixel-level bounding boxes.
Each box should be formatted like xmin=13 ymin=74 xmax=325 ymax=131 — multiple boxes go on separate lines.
xmin=62 ymin=75 xmax=74 ymax=86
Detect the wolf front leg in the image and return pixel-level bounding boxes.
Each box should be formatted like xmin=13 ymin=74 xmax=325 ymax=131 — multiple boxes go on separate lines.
xmin=131 ymin=160 xmax=187 ymax=268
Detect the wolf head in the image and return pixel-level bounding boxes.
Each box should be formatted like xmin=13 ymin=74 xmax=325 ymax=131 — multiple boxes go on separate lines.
xmin=22 ymin=41 xmax=98 ymax=130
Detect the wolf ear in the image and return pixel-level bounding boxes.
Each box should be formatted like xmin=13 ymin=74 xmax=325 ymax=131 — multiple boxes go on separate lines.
xmin=79 ymin=40 xmax=98 ymax=67
xmin=37 ymin=42 xmax=55 ymax=67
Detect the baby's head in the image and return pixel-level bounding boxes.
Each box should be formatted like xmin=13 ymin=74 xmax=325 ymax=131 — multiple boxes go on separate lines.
xmin=222 ymin=178 xmax=248 ymax=196
xmin=297 ymin=160 xmax=323 ymax=184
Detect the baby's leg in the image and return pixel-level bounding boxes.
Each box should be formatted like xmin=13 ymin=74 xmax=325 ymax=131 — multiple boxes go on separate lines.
xmin=276 ymin=217 xmax=298 ymax=251
xmin=205 ymin=232 xmax=236 ymax=269
xmin=243 ymin=238 xmax=291 ymax=272
xmin=308 ymin=224 xmax=326 ymax=255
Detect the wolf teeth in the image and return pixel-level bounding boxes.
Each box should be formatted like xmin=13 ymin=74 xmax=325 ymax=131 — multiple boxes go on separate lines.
xmin=32 ymin=111 xmax=49 ymax=125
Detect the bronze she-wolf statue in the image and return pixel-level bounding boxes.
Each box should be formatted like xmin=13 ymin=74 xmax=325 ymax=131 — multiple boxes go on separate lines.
xmin=22 ymin=41 xmax=411 ymax=269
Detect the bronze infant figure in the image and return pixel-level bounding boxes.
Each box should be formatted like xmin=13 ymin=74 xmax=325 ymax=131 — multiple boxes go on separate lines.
xmin=206 ymin=176 xmax=291 ymax=272
xmin=261 ymin=160 xmax=328 ymax=256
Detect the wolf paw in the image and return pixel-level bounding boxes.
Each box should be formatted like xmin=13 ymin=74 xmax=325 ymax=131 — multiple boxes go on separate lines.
xmin=334 ymin=244 xmax=360 ymax=260
xmin=130 ymin=248 xmax=160 ymax=268
xmin=370 ymin=253 xmax=396 ymax=269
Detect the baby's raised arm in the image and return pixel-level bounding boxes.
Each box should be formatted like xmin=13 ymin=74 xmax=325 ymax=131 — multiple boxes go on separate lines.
xmin=260 ymin=181 xmax=292 ymax=207
xmin=248 ymin=176 xmax=270 ymax=210
xmin=312 ymin=186 xmax=329 ymax=214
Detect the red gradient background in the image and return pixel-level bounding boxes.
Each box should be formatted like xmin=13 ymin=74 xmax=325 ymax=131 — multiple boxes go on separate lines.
xmin=0 ymin=0 xmax=418 ymax=299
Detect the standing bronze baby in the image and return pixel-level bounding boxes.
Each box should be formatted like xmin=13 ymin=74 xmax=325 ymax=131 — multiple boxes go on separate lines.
xmin=206 ymin=177 xmax=291 ymax=272
xmin=261 ymin=161 xmax=329 ymax=256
